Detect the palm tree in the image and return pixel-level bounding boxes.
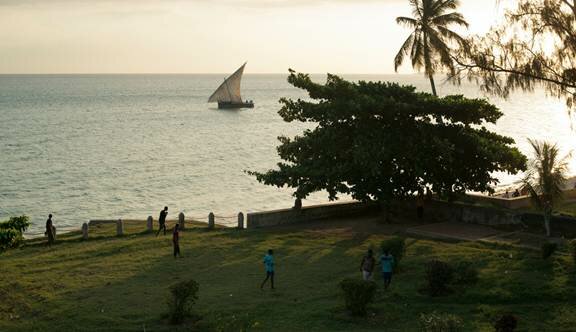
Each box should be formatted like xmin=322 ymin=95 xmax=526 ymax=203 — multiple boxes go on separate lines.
xmin=523 ymin=139 xmax=570 ymax=237
xmin=394 ymin=0 xmax=469 ymax=96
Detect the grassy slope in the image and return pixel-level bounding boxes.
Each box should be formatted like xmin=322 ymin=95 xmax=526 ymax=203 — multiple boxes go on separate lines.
xmin=1 ymin=218 xmax=575 ymax=332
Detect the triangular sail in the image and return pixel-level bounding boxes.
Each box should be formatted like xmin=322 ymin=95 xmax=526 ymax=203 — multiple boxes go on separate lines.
xmin=208 ymin=63 xmax=246 ymax=103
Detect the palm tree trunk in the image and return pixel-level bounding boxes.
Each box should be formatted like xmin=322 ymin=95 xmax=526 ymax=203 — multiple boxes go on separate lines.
xmin=429 ymin=74 xmax=437 ymax=96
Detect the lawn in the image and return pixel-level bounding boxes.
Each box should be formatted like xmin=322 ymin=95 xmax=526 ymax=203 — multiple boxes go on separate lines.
xmin=1 ymin=218 xmax=575 ymax=331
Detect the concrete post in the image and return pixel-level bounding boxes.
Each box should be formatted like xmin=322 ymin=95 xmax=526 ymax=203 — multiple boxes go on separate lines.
xmin=237 ymin=212 xmax=244 ymax=229
xmin=179 ymin=212 xmax=185 ymax=230
xmin=147 ymin=216 xmax=153 ymax=232
xmin=116 ymin=219 xmax=124 ymax=236
xmin=208 ymin=212 xmax=215 ymax=229
xmin=82 ymin=222 xmax=89 ymax=240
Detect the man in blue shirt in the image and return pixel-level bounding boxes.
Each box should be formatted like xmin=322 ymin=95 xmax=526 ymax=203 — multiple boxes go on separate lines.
xmin=260 ymin=249 xmax=275 ymax=290
xmin=380 ymin=249 xmax=395 ymax=290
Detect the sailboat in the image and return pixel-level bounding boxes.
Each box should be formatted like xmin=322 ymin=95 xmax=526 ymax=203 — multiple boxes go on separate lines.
xmin=208 ymin=62 xmax=254 ymax=109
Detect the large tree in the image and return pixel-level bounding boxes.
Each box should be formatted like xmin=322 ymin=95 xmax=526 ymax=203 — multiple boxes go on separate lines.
xmin=394 ymin=0 xmax=469 ymax=96
xmin=453 ymin=0 xmax=576 ymax=109
xmin=250 ymin=71 xmax=527 ymax=203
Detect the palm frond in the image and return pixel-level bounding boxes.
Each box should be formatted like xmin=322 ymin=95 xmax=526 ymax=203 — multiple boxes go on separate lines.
xmin=432 ymin=12 xmax=469 ymax=28
xmin=396 ymin=16 xmax=418 ymax=28
xmin=436 ymin=26 xmax=469 ymax=48
xmin=395 ymin=32 xmax=416 ymax=71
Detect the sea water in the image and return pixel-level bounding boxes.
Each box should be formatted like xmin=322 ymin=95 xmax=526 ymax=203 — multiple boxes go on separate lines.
xmin=0 ymin=74 xmax=574 ymax=235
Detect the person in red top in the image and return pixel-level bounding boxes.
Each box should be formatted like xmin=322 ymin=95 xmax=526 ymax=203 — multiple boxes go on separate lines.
xmin=172 ymin=223 xmax=181 ymax=258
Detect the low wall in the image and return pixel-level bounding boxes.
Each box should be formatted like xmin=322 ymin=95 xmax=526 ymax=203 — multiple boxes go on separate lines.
xmin=246 ymin=201 xmax=379 ymax=229
xmin=422 ymin=200 xmax=522 ymax=226
xmin=464 ymin=194 xmax=532 ymax=210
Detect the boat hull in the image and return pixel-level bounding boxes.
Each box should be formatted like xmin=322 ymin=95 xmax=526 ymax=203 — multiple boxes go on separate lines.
xmin=218 ymin=101 xmax=254 ymax=109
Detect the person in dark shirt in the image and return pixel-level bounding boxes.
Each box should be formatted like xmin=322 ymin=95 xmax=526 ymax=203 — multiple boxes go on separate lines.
xmin=360 ymin=249 xmax=376 ymax=281
xmin=156 ymin=206 xmax=168 ymax=236
xmin=45 ymin=214 xmax=55 ymax=247
xmin=172 ymin=223 xmax=181 ymax=258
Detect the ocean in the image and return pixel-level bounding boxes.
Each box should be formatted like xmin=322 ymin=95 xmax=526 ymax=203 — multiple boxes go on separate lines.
xmin=0 ymin=74 xmax=574 ymax=235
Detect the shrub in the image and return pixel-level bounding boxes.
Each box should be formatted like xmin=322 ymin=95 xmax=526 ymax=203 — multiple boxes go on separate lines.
xmin=419 ymin=311 xmax=463 ymax=332
xmin=452 ymin=261 xmax=479 ymax=285
xmin=339 ymin=278 xmax=377 ymax=316
xmin=494 ymin=313 xmax=518 ymax=332
xmin=380 ymin=236 xmax=406 ymax=269
xmin=0 ymin=228 xmax=22 ymax=252
xmin=425 ymin=260 xmax=454 ymax=296
xmin=541 ymin=242 xmax=557 ymax=259
xmin=0 ymin=216 xmax=31 ymax=233
xmin=167 ymin=279 xmax=199 ymax=324
xmin=0 ymin=216 xmax=30 ymax=252
xmin=569 ymin=239 xmax=576 ymax=266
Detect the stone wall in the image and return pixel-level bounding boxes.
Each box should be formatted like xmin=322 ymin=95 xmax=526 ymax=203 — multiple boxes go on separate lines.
xmin=422 ymin=200 xmax=523 ymax=226
xmin=246 ymin=201 xmax=379 ymax=229
xmin=464 ymin=193 xmax=532 ymax=210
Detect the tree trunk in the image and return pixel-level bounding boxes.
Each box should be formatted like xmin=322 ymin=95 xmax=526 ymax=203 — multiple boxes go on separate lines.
xmin=544 ymin=212 xmax=551 ymax=237
xmin=429 ymin=74 xmax=437 ymax=96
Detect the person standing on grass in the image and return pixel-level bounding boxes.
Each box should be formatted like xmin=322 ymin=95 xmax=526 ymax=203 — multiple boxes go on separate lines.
xmin=360 ymin=249 xmax=376 ymax=281
xmin=45 ymin=214 xmax=55 ymax=247
xmin=172 ymin=223 xmax=181 ymax=258
xmin=380 ymin=249 xmax=394 ymax=290
xmin=156 ymin=206 xmax=168 ymax=236
xmin=416 ymin=190 xmax=424 ymax=220
xmin=260 ymin=249 xmax=275 ymax=290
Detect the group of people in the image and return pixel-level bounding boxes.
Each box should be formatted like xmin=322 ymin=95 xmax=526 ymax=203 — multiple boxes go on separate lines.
xmin=155 ymin=206 xmax=181 ymax=258
xmin=503 ymin=188 xmax=522 ymax=198
xmin=44 ymin=206 xmax=392 ymax=290
xmin=360 ymin=249 xmax=395 ymax=289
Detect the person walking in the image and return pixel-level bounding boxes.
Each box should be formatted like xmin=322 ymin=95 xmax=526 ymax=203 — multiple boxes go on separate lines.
xmin=260 ymin=249 xmax=275 ymax=290
xmin=380 ymin=249 xmax=395 ymax=290
xmin=172 ymin=223 xmax=181 ymax=258
xmin=45 ymin=214 xmax=55 ymax=247
xmin=360 ymin=249 xmax=376 ymax=281
xmin=156 ymin=206 xmax=168 ymax=236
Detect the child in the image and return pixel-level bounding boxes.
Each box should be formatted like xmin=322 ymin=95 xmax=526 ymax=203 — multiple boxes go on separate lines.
xmin=380 ymin=249 xmax=395 ymax=290
xmin=172 ymin=223 xmax=181 ymax=258
xmin=260 ymin=249 xmax=275 ymax=290
xmin=360 ymin=249 xmax=376 ymax=281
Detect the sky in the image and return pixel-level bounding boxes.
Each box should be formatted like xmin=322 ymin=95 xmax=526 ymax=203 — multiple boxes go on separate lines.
xmin=0 ymin=0 xmax=508 ymax=74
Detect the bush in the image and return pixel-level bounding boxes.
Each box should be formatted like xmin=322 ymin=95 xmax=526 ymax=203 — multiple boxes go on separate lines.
xmin=425 ymin=260 xmax=454 ymax=296
xmin=167 ymin=279 xmax=199 ymax=324
xmin=0 ymin=228 xmax=22 ymax=252
xmin=339 ymin=278 xmax=377 ymax=316
xmin=0 ymin=216 xmax=31 ymax=233
xmin=541 ymin=242 xmax=557 ymax=259
xmin=452 ymin=261 xmax=479 ymax=285
xmin=419 ymin=311 xmax=463 ymax=332
xmin=0 ymin=216 xmax=30 ymax=252
xmin=380 ymin=236 xmax=406 ymax=269
xmin=569 ymin=239 xmax=576 ymax=266
xmin=494 ymin=313 xmax=518 ymax=332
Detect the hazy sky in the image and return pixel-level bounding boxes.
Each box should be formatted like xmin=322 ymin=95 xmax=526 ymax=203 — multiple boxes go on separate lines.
xmin=0 ymin=0 xmax=507 ymax=74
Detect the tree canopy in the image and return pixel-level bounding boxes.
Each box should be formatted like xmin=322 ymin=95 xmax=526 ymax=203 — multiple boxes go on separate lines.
xmin=453 ymin=0 xmax=576 ymax=109
xmin=250 ymin=71 xmax=527 ymax=202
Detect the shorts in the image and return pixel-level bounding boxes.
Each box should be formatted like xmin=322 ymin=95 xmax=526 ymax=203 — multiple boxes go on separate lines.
xmin=362 ymin=270 xmax=373 ymax=281
xmin=382 ymin=272 xmax=392 ymax=282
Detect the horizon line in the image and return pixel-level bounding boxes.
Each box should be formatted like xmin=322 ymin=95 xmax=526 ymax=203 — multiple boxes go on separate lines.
xmin=0 ymin=72 xmax=420 ymax=76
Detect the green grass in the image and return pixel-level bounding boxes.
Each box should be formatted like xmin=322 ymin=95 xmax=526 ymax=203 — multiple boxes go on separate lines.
xmin=1 ymin=219 xmax=575 ymax=331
